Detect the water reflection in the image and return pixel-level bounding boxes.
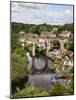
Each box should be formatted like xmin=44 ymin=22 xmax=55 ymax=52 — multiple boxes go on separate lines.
xmin=28 ymin=74 xmax=58 ymax=90
xmin=27 ymin=52 xmax=54 ymax=70
xmin=26 ymin=52 xmax=58 ymax=90
xmin=26 ymin=52 xmax=66 ymax=90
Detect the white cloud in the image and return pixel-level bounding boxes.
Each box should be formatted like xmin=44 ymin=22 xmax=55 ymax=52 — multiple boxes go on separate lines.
xmin=11 ymin=2 xmax=73 ymax=25
xmin=18 ymin=3 xmax=45 ymax=9
xmin=64 ymin=9 xmax=73 ymax=16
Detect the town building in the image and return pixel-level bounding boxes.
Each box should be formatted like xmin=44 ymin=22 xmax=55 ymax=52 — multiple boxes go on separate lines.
xmin=59 ymin=31 xmax=71 ymax=38
xmin=40 ymin=32 xmax=56 ymax=38
xmin=62 ymin=56 xmax=73 ymax=68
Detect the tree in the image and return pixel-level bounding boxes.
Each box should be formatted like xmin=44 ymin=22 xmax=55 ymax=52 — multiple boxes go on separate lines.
xmin=54 ymin=58 xmax=62 ymax=72
xmin=34 ymin=26 xmax=41 ymax=35
xmin=51 ymin=40 xmax=60 ymax=49
xmin=13 ymin=83 xmax=49 ymax=98
xmin=49 ymin=81 xmax=66 ymax=96
xmin=11 ymin=52 xmax=29 ymax=82
xmin=58 ymin=23 xmax=74 ymax=33
xmin=64 ymin=40 xmax=74 ymax=51
xmin=29 ymin=26 xmax=36 ymax=34
xmin=11 ymin=32 xmax=21 ymax=53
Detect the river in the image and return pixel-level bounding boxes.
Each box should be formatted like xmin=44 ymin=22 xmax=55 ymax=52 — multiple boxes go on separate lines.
xmin=26 ymin=52 xmax=66 ymax=90
xmin=12 ymin=52 xmax=67 ymax=94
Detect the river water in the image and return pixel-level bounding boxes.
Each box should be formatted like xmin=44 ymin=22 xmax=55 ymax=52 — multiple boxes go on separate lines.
xmin=27 ymin=52 xmax=54 ymax=70
xmin=26 ymin=52 xmax=66 ymax=90
xmin=12 ymin=52 xmax=67 ymax=94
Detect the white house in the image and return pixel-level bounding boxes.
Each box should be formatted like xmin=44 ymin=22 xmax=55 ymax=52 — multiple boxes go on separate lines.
xmin=38 ymin=39 xmax=45 ymax=43
xmin=59 ymin=31 xmax=71 ymax=38
xmin=19 ymin=31 xmax=25 ymax=35
xmin=63 ymin=56 xmax=73 ymax=67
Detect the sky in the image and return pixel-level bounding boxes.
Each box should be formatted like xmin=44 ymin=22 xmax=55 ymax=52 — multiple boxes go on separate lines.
xmin=11 ymin=2 xmax=73 ymax=25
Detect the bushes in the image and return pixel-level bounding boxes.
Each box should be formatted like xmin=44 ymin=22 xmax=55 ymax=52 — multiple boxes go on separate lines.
xmin=24 ymin=44 xmax=33 ymax=54
xmin=11 ymin=52 xmax=29 ymax=82
xmin=12 ymin=81 xmax=69 ymax=98
xmin=54 ymin=58 xmax=62 ymax=72
xmin=49 ymin=81 xmax=66 ymax=96
xmin=64 ymin=40 xmax=74 ymax=51
xmin=35 ymin=45 xmax=46 ymax=57
xmin=12 ymin=80 xmax=74 ymax=98
xmin=51 ymin=40 xmax=60 ymax=49
xmin=66 ymin=79 xmax=74 ymax=95
xmin=13 ymin=83 xmax=49 ymax=98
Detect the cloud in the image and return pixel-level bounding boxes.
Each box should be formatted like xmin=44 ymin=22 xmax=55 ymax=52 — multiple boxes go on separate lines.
xmin=64 ymin=9 xmax=73 ymax=16
xmin=11 ymin=2 xmax=73 ymax=25
xmin=18 ymin=3 xmax=45 ymax=9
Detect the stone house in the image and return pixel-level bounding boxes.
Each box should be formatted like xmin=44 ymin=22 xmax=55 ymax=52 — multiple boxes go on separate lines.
xmin=40 ymin=32 xmax=56 ymax=38
xmin=59 ymin=31 xmax=71 ymax=38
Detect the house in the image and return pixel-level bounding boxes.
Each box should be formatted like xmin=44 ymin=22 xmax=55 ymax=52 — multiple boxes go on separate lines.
xmin=40 ymin=32 xmax=56 ymax=38
xmin=62 ymin=56 xmax=73 ymax=67
xmin=19 ymin=31 xmax=25 ymax=35
xmin=59 ymin=31 xmax=71 ymax=38
xmin=52 ymin=28 xmax=58 ymax=33
xmin=38 ymin=39 xmax=45 ymax=43
xmin=50 ymin=49 xmax=61 ymax=58
xmin=19 ymin=38 xmax=25 ymax=43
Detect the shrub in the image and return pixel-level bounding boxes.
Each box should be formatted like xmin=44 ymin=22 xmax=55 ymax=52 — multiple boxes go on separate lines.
xmin=11 ymin=52 xmax=29 ymax=82
xmin=49 ymin=81 xmax=66 ymax=96
xmin=13 ymin=83 xmax=49 ymax=98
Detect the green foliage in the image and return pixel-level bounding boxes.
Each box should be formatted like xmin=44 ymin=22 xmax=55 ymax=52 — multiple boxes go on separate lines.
xmin=51 ymin=40 xmax=60 ymax=49
xmin=35 ymin=45 xmax=46 ymax=57
xmin=61 ymin=51 xmax=71 ymax=59
xmin=29 ymin=25 xmax=41 ymax=35
xmin=54 ymin=58 xmax=62 ymax=72
xmin=13 ymin=82 xmax=68 ymax=98
xmin=64 ymin=40 xmax=74 ymax=51
xmin=66 ymin=79 xmax=74 ymax=95
xmin=13 ymin=83 xmax=49 ymax=98
xmin=24 ymin=44 xmax=33 ymax=54
xmin=12 ymin=22 xmax=73 ymax=35
xmin=12 ymin=80 xmax=73 ymax=98
xmin=58 ymin=23 xmax=74 ymax=33
xmin=14 ymin=48 xmax=26 ymax=57
xmin=11 ymin=52 xmax=29 ymax=82
xmin=64 ymin=66 xmax=74 ymax=95
xmin=34 ymin=26 xmax=41 ymax=35
xmin=49 ymin=81 xmax=66 ymax=96
xmin=11 ymin=32 xmax=21 ymax=53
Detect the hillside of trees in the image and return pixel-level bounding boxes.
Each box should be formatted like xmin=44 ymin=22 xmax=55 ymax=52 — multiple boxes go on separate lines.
xmin=11 ymin=22 xmax=74 ymax=34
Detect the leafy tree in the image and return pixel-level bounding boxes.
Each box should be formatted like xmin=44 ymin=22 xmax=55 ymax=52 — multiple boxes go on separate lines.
xmin=66 ymin=78 xmax=74 ymax=95
xmin=11 ymin=32 xmax=21 ymax=53
xmin=49 ymin=81 xmax=66 ymax=96
xmin=11 ymin=52 xmax=29 ymax=82
xmin=58 ymin=23 xmax=74 ymax=33
xmin=24 ymin=44 xmax=33 ymax=54
xmin=64 ymin=40 xmax=74 ymax=51
xmin=14 ymin=48 xmax=26 ymax=57
xmin=51 ymin=40 xmax=60 ymax=49
xmin=54 ymin=58 xmax=62 ymax=72
xmin=11 ymin=22 xmax=73 ymax=36
xmin=29 ymin=26 xmax=36 ymax=34
xmin=13 ymin=83 xmax=49 ymax=98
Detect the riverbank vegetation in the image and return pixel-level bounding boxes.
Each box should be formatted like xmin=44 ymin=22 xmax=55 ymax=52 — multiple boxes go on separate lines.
xmin=11 ymin=22 xmax=73 ymax=34
xmin=12 ymin=81 xmax=73 ymax=98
